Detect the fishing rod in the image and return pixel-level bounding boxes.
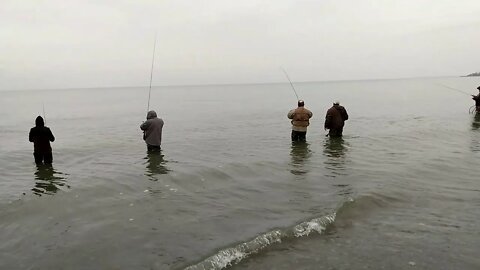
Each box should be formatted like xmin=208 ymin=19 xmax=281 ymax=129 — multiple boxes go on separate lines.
xmin=146 ymin=33 xmax=157 ymax=114
xmin=42 ymin=102 xmax=47 ymax=124
xmin=435 ymin=83 xmax=472 ymax=96
xmin=281 ymin=67 xmax=300 ymax=100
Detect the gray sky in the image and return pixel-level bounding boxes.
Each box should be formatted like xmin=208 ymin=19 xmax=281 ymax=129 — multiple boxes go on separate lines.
xmin=1 ymin=0 xmax=479 ymax=90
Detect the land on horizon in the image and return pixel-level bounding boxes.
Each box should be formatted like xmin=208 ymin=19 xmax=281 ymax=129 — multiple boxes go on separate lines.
xmin=464 ymin=72 xmax=480 ymax=77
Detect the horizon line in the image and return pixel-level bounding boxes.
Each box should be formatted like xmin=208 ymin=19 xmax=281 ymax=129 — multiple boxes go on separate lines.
xmin=0 ymin=74 xmax=465 ymax=92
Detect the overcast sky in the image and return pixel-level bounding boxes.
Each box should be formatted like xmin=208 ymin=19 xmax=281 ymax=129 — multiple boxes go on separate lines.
xmin=1 ymin=0 xmax=479 ymax=90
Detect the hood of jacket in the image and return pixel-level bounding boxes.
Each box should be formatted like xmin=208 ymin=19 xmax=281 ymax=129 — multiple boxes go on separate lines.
xmin=35 ymin=116 xmax=45 ymax=127
xmin=146 ymin=110 xmax=157 ymax=120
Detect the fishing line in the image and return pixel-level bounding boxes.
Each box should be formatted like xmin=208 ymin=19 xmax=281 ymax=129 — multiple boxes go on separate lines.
xmin=469 ymin=105 xmax=477 ymax=114
xmin=436 ymin=83 xmax=478 ymax=113
xmin=281 ymin=67 xmax=300 ymax=100
xmin=435 ymin=83 xmax=471 ymax=96
xmin=147 ymin=33 xmax=157 ymax=114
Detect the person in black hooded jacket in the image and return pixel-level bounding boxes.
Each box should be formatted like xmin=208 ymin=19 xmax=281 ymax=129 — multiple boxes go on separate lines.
xmin=472 ymin=86 xmax=480 ymax=112
xmin=29 ymin=116 xmax=55 ymax=165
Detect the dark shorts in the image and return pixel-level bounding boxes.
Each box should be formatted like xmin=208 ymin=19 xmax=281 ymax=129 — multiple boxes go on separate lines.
xmin=291 ymin=130 xmax=307 ymax=142
xmin=34 ymin=152 xmax=53 ymax=165
xmin=147 ymin=144 xmax=161 ymax=152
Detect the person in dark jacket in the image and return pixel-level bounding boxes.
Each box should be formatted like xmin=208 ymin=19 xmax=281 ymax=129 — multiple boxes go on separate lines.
xmin=287 ymin=100 xmax=313 ymax=142
xmin=29 ymin=116 xmax=55 ymax=165
xmin=471 ymin=86 xmax=480 ymax=112
xmin=140 ymin=110 xmax=164 ymax=151
xmin=324 ymin=101 xmax=349 ymax=137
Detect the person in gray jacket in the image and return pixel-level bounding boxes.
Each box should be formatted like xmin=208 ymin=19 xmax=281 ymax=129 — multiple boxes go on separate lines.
xmin=140 ymin=110 xmax=164 ymax=151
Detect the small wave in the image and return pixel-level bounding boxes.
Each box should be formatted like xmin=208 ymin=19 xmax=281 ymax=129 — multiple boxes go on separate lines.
xmin=293 ymin=214 xmax=336 ymax=237
xmin=184 ymin=230 xmax=282 ymax=270
xmin=183 ymin=193 xmax=401 ymax=270
xmin=184 ymin=214 xmax=336 ymax=270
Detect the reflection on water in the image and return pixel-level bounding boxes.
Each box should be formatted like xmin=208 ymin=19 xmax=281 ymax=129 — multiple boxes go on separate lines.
xmin=32 ymin=164 xmax=69 ymax=196
xmin=323 ymin=137 xmax=348 ymax=178
xmin=144 ymin=151 xmax=169 ymax=180
xmin=289 ymin=141 xmax=311 ymax=175
xmin=323 ymin=137 xmax=352 ymax=197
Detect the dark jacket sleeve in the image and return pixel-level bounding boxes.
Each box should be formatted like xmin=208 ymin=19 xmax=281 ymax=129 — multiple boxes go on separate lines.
xmin=140 ymin=121 xmax=150 ymax=131
xmin=29 ymin=128 xmax=34 ymax=142
xmin=341 ymin=107 xmax=349 ymax=121
xmin=324 ymin=110 xmax=332 ymax=129
xmin=48 ymin=128 xmax=55 ymax=142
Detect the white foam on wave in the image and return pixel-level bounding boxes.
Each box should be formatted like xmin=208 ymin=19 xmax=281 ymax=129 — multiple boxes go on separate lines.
xmin=184 ymin=213 xmax=337 ymax=270
xmin=184 ymin=230 xmax=282 ymax=270
xmin=293 ymin=213 xmax=336 ymax=237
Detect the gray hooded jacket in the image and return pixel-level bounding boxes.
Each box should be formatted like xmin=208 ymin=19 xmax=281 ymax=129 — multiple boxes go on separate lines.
xmin=140 ymin=110 xmax=164 ymax=146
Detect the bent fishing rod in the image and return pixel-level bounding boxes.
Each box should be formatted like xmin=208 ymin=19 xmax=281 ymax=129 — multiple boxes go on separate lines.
xmin=436 ymin=83 xmax=478 ymax=114
xmin=435 ymin=83 xmax=472 ymax=96
xmin=146 ymin=33 xmax=157 ymax=115
xmin=281 ymin=67 xmax=300 ymax=100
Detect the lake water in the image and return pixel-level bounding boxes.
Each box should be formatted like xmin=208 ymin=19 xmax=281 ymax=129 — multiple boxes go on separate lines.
xmin=1 ymin=77 xmax=479 ymax=269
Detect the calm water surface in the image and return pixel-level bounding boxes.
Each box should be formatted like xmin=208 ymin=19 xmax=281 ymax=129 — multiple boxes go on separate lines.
xmin=1 ymin=77 xmax=479 ymax=269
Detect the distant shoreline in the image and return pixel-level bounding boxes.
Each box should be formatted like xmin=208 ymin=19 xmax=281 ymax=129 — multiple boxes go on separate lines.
xmin=462 ymin=72 xmax=480 ymax=77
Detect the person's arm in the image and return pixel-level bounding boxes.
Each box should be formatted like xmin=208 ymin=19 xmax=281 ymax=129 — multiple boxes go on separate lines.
xmin=308 ymin=110 xmax=313 ymax=119
xmin=342 ymin=108 xmax=349 ymax=121
xmin=29 ymin=128 xmax=34 ymax=142
xmin=48 ymin=128 xmax=55 ymax=142
xmin=324 ymin=111 xmax=332 ymax=129
xmin=159 ymin=119 xmax=164 ymax=142
xmin=287 ymin=110 xmax=295 ymax=119
xmin=140 ymin=120 xmax=150 ymax=131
